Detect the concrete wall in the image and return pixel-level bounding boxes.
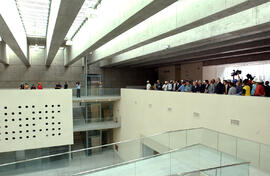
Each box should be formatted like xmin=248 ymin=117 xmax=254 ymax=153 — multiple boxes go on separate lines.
xmin=114 ymin=89 xmax=270 ymax=147
xmin=0 ymin=46 xmax=83 ymax=88
xmin=87 ymin=63 xmax=157 ymax=88
xmin=158 ymin=65 xmax=176 ymax=82
xmin=102 ymin=68 xmax=157 ymax=88
xmin=180 ymin=62 xmax=203 ymax=80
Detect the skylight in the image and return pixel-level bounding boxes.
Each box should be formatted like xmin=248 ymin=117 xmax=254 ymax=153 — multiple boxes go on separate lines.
xmin=15 ymin=0 xmax=51 ymax=38
xmin=65 ymin=0 xmax=100 ymax=40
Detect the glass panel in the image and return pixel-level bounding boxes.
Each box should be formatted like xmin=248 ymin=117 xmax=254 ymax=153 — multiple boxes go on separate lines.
xmin=260 ymin=144 xmax=270 ymax=173
xmin=0 ymin=128 xmax=255 ymax=176
xmin=201 ymin=128 xmax=218 ymax=150
xmin=237 ymin=138 xmax=260 ymax=167
xmin=72 ymin=88 xmax=120 ymax=97
xmin=219 ymin=163 xmax=249 ymax=176
xmin=114 ymin=139 xmax=141 ymax=163
xmin=169 ymin=130 xmax=187 ymax=150
xmin=78 ymin=145 xmax=115 ymax=174
xmin=218 ymin=133 xmax=237 ymax=158
xmin=142 ymin=133 xmax=170 ymax=155
xmin=170 ymin=145 xmax=200 ymax=175
xmin=198 ymin=144 xmax=221 ymax=169
xmin=183 ymin=163 xmax=249 ymax=176
xmin=135 ymin=153 xmax=171 ymax=176
xmin=186 ymin=128 xmax=203 ymax=146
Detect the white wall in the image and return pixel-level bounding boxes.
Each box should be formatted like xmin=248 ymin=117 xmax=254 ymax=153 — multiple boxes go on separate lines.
xmin=114 ymin=89 xmax=270 ymax=147
xmin=0 ymin=89 xmax=73 ymax=153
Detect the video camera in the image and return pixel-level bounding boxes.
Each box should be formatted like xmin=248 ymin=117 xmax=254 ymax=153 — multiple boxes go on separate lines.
xmin=231 ymin=70 xmax=242 ymax=77
xmin=246 ymin=74 xmax=255 ymax=81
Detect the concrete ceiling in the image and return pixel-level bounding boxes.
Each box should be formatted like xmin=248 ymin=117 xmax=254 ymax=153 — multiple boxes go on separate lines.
xmin=108 ymin=29 xmax=270 ymax=69
xmin=122 ymin=31 xmax=270 ymax=68
xmin=65 ymin=0 xmax=178 ymax=66
xmin=99 ymin=1 xmax=270 ymax=69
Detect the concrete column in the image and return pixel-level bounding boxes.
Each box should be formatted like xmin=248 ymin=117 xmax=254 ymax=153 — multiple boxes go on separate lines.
xmin=0 ymin=41 xmax=8 ymax=65
xmin=84 ymin=56 xmax=88 ymax=96
xmin=64 ymin=46 xmax=71 ymax=66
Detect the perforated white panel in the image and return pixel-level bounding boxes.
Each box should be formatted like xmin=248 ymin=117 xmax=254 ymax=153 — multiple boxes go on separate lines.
xmin=0 ymin=89 xmax=73 ymax=153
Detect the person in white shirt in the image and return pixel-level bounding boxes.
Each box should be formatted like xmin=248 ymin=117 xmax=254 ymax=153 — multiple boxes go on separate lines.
xmin=162 ymin=81 xmax=167 ymax=91
xmin=76 ymin=82 xmax=81 ymax=97
xmin=167 ymin=81 xmax=173 ymax=91
xmin=146 ymin=80 xmax=151 ymax=90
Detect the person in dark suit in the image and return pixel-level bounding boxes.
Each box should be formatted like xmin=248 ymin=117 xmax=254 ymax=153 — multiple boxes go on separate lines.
xmin=215 ymin=78 xmax=225 ymax=94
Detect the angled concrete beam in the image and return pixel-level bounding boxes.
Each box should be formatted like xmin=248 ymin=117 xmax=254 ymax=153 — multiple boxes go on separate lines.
xmin=90 ymin=0 xmax=269 ymax=64
xmin=46 ymin=0 xmax=85 ymax=66
xmin=101 ymin=2 xmax=270 ymax=67
xmin=135 ymin=45 xmax=270 ymax=68
xmin=0 ymin=41 xmax=8 ymax=65
xmin=0 ymin=0 xmax=29 ymax=66
xmin=127 ymin=33 xmax=270 ymax=67
xmin=65 ymin=0 xmax=177 ymax=66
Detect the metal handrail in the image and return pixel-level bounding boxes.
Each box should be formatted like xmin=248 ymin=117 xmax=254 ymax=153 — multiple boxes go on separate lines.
xmin=180 ymin=162 xmax=250 ymax=176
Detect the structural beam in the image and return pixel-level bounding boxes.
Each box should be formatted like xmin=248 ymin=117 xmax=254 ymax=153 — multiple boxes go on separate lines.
xmin=0 ymin=0 xmax=29 ymax=66
xmin=91 ymin=0 xmax=269 ymax=65
xmin=64 ymin=0 xmax=177 ymax=66
xmin=46 ymin=0 xmax=85 ymax=66
xmin=100 ymin=2 xmax=270 ymax=67
xmin=0 ymin=41 xmax=8 ymax=65
xmin=128 ymin=34 xmax=270 ymax=67
xmin=135 ymin=46 xmax=270 ymax=68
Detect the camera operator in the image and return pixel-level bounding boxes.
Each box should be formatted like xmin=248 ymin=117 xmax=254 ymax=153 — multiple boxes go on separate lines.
xmin=231 ymin=70 xmax=241 ymax=82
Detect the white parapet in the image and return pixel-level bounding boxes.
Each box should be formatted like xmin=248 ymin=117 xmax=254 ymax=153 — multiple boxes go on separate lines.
xmin=0 ymin=89 xmax=73 ymax=153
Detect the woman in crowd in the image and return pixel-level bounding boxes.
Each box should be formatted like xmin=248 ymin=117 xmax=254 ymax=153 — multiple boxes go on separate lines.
xmin=242 ymin=79 xmax=251 ymax=96
xmin=254 ymin=79 xmax=265 ymax=96
xmin=31 ymin=84 xmax=36 ymax=89
xmin=37 ymin=82 xmax=43 ymax=90
xmin=228 ymin=82 xmax=237 ymax=95
xmin=204 ymin=80 xmax=210 ymax=93
xmin=208 ymin=79 xmax=215 ymax=94
xmin=191 ymin=81 xmax=198 ymax=93
xmin=24 ymin=83 xmax=29 ymax=89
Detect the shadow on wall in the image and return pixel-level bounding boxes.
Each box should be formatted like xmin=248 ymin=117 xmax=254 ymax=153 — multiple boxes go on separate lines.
xmin=101 ymin=67 xmax=158 ymax=88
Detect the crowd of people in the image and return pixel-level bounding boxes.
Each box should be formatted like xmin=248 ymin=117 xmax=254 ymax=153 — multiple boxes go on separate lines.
xmin=19 ymin=81 xmax=81 ymax=97
xmin=146 ymin=75 xmax=270 ymax=97
xmin=19 ymin=82 xmax=71 ymax=90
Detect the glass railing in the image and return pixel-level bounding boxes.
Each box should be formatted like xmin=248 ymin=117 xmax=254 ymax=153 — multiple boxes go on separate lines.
xmin=73 ymin=117 xmax=117 ymax=125
xmin=181 ymin=162 xmax=250 ymax=176
xmin=72 ymin=88 xmax=120 ymax=97
xmin=74 ymin=142 xmax=248 ymax=176
xmin=199 ymin=128 xmax=270 ymax=174
xmin=0 ymin=127 xmax=269 ymax=176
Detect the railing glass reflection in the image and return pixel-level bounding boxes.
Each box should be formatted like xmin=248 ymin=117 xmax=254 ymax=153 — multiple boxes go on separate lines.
xmin=0 ymin=127 xmax=269 ymax=176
